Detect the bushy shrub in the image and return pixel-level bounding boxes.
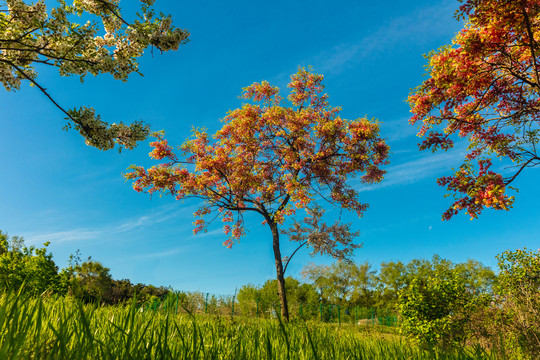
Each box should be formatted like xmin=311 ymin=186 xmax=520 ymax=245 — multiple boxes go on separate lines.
xmin=398 ymin=270 xmax=489 ymax=351
xmin=469 ymin=249 xmax=539 ymax=359
xmin=0 ymin=231 xmax=61 ymax=295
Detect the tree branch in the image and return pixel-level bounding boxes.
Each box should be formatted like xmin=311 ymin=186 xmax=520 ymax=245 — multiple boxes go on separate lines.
xmin=283 ymin=241 xmax=307 ymax=274
xmin=520 ymin=1 xmax=540 ymax=90
xmin=505 ymin=155 xmax=540 ymax=185
xmin=3 ymin=59 xmax=75 ymax=122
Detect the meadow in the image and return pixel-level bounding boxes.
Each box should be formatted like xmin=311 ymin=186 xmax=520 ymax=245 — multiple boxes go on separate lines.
xmin=0 ymin=291 xmax=498 ymax=360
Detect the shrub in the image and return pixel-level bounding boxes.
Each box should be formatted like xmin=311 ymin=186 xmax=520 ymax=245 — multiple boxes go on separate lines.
xmin=397 ymin=257 xmax=491 ymax=351
xmin=469 ymin=249 xmax=540 ymax=359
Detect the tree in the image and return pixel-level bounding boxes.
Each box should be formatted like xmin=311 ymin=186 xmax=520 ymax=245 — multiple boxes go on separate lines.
xmin=301 ymin=263 xmax=332 ymax=302
xmin=378 ymin=260 xmax=407 ymax=308
xmin=237 ymin=277 xmax=319 ymax=319
xmin=110 ymin=278 xmax=134 ymax=304
xmin=301 ymin=261 xmax=378 ymax=307
xmin=126 ymin=68 xmax=390 ymax=321
xmin=491 ymin=248 xmax=539 ymax=358
xmin=398 ymin=271 xmax=487 ymax=351
xmin=454 ymin=258 xmax=496 ymax=293
xmin=449 ymin=249 xmax=539 ymax=359
xmin=70 ymin=260 xmax=113 ymax=304
xmin=408 ymin=0 xmax=540 ymax=220
xmin=1 ymin=0 xmax=189 ymax=151
xmin=0 ymin=230 xmax=60 ymax=295
xmin=399 ymin=255 xmax=495 ymax=294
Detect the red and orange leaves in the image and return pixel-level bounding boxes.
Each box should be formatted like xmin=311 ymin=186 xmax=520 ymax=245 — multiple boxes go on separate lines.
xmin=408 ymin=0 xmax=540 ymax=220
xmin=126 ymin=68 xmax=389 ymax=246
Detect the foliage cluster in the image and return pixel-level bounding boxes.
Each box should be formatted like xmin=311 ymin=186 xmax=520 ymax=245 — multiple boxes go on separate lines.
xmin=397 ymin=260 xmax=490 ymax=351
xmin=0 ymin=231 xmax=169 ymax=305
xmin=467 ymin=249 xmax=540 ymax=359
xmin=0 ymin=231 xmax=61 ymax=295
xmin=397 ymin=249 xmax=540 ymax=360
xmin=0 ymin=0 xmax=189 ymax=150
xmin=409 ymin=0 xmax=540 ymax=220
xmin=301 ymin=256 xmax=494 ymax=310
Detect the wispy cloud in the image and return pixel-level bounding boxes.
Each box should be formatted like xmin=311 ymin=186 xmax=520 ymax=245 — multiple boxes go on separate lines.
xmin=358 ymin=145 xmax=466 ymax=192
xmin=25 ymin=229 xmax=102 ymax=245
xmin=307 ymin=1 xmax=457 ymax=75
xmin=382 ymin=117 xmax=419 ymax=142
xmin=116 ymin=203 xmax=200 ymax=232
xmin=23 ymin=203 xmax=201 ymax=246
xmin=191 ymin=228 xmax=225 ymax=239
xmin=386 ymin=151 xmax=462 ymax=185
xmin=130 ymin=247 xmax=186 ymax=260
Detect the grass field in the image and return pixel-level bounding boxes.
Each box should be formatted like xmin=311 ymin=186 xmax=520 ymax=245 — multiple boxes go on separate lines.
xmin=0 ymin=292 xmax=497 ymax=360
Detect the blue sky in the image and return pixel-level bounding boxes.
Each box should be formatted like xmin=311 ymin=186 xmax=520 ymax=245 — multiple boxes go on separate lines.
xmin=1 ymin=0 xmax=539 ymax=294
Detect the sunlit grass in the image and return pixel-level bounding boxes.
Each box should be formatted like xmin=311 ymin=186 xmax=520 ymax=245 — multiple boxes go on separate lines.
xmin=0 ymin=292 xmax=497 ymax=359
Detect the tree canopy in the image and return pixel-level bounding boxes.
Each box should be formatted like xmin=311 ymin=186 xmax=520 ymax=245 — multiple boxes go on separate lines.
xmin=409 ymin=0 xmax=540 ymax=220
xmin=301 ymin=261 xmax=377 ymax=307
xmin=126 ymin=68 xmax=390 ymax=320
xmin=0 ymin=0 xmax=189 ymax=150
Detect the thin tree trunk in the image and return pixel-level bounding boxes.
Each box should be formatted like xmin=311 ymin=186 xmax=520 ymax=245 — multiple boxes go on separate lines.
xmin=269 ymin=221 xmax=289 ymax=321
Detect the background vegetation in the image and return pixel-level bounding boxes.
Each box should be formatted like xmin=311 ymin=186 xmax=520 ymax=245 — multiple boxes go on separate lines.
xmin=1 ymin=229 xmax=538 ymax=359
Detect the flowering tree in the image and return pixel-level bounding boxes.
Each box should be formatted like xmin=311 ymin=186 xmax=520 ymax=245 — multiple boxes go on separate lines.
xmin=0 ymin=0 xmax=189 ymax=150
xmin=125 ymin=68 xmax=390 ymax=320
xmin=408 ymin=0 xmax=540 ymax=220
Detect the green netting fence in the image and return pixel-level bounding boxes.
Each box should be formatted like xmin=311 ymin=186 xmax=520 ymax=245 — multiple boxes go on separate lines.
xmin=142 ymin=291 xmax=399 ymax=327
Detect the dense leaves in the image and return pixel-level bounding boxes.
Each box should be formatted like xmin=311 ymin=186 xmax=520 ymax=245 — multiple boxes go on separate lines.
xmin=409 ymin=0 xmax=540 ymax=219
xmin=66 ymin=258 xmax=170 ymax=305
xmin=0 ymin=231 xmax=60 ymax=295
xmin=300 ymin=256 xmax=495 ymax=311
xmin=489 ymin=249 xmax=539 ymax=358
xmin=397 ymin=256 xmax=492 ymax=351
xmin=301 ymin=261 xmax=378 ymax=307
xmin=0 ymin=0 xmax=189 ymax=150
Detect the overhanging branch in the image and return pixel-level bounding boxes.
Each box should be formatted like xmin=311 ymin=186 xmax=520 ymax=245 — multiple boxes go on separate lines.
xmin=283 ymin=241 xmax=307 ymax=274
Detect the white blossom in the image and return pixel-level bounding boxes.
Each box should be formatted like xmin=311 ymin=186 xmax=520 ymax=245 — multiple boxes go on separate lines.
xmin=0 ymin=0 xmax=190 ymax=150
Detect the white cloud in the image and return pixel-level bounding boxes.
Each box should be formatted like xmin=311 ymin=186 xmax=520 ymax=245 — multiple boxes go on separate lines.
xmin=307 ymin=0 xmax=458 ymax=75
xmin=25 ymin=229 xmax=101 ymax=245
xmin=130 ymin=247 xmax=186 ymax=260
xmin=190 ymin=228 xmax=226 ymax=240
xmin=358 ymin=145 xmax=467 ymax=192
xmin=22 ymin=203 xmax=201 ymax=247
xmin=382 ymin=118 xmax=419 ymax=142
xmin=116 ymin=203 xmax=200 ymax=232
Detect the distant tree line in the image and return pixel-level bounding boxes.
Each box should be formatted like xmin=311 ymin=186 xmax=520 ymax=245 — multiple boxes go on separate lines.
xmin=0 ymin=231 xmax=169 ymax=305
xmin=237 ymin=255 xmax=496 ymax=315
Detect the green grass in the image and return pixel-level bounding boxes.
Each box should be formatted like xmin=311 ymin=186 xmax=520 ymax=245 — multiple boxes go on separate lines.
xmin=0 ymin=292 xmax=497 ymax=359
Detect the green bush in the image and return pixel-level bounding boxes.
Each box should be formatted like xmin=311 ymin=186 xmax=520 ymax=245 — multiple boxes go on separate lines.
xmin=469 ymin=249 xmax=540 ymax=359
xmin=397 ymin=258 xmax=489 ymax=351
xmin=0 ymin=231 xmax=61 ymax=295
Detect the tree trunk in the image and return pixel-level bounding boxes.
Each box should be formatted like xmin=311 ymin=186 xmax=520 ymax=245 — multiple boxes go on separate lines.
xmin=270 ymin=221 xmax=289 ymax=321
